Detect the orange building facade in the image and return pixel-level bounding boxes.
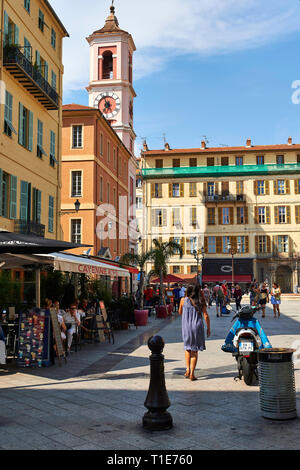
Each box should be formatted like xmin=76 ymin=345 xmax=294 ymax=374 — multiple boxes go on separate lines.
xmin=61 ymin=104 xmax=131 ymax=259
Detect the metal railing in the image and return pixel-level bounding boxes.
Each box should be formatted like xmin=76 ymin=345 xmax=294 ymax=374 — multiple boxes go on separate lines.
xmin=205 ymin=194 xmax=246 ymax=202
xmin=14 ymin=220 xmax=45 ymax=238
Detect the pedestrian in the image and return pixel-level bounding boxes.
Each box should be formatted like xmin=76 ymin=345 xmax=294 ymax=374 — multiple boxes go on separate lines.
xmin=213 ymin=282 xmax=224 ymax=317
xmin=249 ymin=282 xmax=257 ymax=306
xmin=270 ymin=283 xmax=281 ymax=318
xmin=179 ymin=284 xmax=211 ymax=381
xmin=203 ymin=284 xmax=210 ymax=308
xmin=144 ymin=285 xmax=154 ymax=307
xmin=259 ymin=282 xmax=269 ymax=318
xmin=233 ymin=284 xmax=243 ymax=311
xmin=221 ymin=281 xmax=229 ymax=305
xmin=179 ymin=284 xmax=186 ymax=300
xmin=172 ymin=283 xmax=181 ymax=312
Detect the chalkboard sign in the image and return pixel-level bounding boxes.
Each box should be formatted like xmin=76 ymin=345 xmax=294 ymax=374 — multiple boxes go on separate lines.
xmin=50 ymin=309 xmax=65 ymax=363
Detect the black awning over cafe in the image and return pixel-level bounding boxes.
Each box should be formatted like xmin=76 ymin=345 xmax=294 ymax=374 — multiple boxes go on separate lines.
xmin=0 ymin=232 xmax=91 ymax=254
xmin=202 ymin=258 xmax=254 ymax=283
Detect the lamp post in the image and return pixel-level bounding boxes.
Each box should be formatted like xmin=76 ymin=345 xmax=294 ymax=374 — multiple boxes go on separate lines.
xmin=59 ymin=199 xmax=81 ymax=215
xmin=227 ymin=240 xmax=241 ymax=290
xmin=193 ymin=247 xmax=205 ymax=286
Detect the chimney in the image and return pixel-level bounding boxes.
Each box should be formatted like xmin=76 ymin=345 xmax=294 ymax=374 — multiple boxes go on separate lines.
xmin=143 ymin=140 xmax=148 ymax=152
xmin=246 ymin=138 xmax=252 ymax=148
xmin=201 ymin=141 xmax=206 ymax=149
xmin=288 ymin=137 xmax=293 ymax=146
xmin=164 ymin=142 xmax=170 ymax=151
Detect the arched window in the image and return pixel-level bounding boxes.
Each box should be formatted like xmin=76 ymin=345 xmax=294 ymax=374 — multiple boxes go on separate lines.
xmin=102 ymin=51 xmax=113 ymax=79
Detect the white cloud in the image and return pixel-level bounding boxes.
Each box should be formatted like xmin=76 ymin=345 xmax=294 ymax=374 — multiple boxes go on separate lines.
xmin=49 ymin=0 xmax=300 ymax=91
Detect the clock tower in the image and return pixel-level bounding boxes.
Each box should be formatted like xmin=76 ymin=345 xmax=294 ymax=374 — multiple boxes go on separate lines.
xmin=86 ymin=2 xmax=136 ymax=154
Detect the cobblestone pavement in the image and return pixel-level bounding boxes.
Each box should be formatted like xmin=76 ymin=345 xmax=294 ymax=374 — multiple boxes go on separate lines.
xmin=0 ymin=300 xmax=299 ymax=451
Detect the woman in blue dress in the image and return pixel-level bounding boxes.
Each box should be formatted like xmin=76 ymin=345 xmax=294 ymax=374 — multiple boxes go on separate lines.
xmin=180 ymin=285 xmax=211 ymax=381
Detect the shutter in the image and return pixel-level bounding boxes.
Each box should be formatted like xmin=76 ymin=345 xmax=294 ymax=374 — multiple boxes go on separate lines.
xmin=181 ymin=237 xmax=185 ymax=255
xmin=244 ymin=206 xmax=248 ymax=224
xmin=14 ymin=24 xmax=19 ymax=45
xmin=265 ymin=180 xmax=270 ymax=195
xmin=215 ymin=182 xmax=219 ymax=195
xmin=231 ymin=236 xmax=237 ymax=252
xmin=180 ymin=183 xmax=184 ymax=197
xmin=216 ymin=236 xmax=222 ymax=254
xmin=229 ymin=207 xmax=234 ymax=225
xmin=48 ymin=196 xmax=54 ymax=232
xmin=151 ymin=184 xmax=155 ymax=198
xmin=180 ymin=265 xmax=184 ymax=274
xmin=296 ymin=206 xmax=300 ymax=224
xmin=169 ymin=184 xmax=172 ymax=198
xmin=286 ymin=206 xmax=291 ymax=224
xmin=151 ymin=209 xmax=156 ymax=227
xmin=203 ymin=182 xmax=207 ymax=196
xmin=28 ymin=110 xmax=33 ymax=151
xmin=186 ymin=237 xmax=191 ymax=255
xmin=0 ymin=169 xmax=3 ymax=217
xmin=295 ymin=180 xmax=299 ymax=195
xmin=18 ymin=103 xmax=24 ymax=146
xmin=158 ymin=184 xmax=162 ymax=198
xmin=285 ymin=180 xmax=290 ymax=195
xmin=20 ymin=181 xmax=28 ymax=220
xmin=218 ymin=207 xmax=222 ymax=225
xmin=37 ymin=190 xmax=41 ymax=224
xmin=254 ymin=206 xmax=259 ymax=224
xmin=273 ymin=180 xmax=277 ymax=195
xmin=255 ymin=236 xmax=259 ymax=253
xmin=254 ymin=180 xmax=257 ymax=195
xmin=266 ymin=236 xmax=271 ymax=253
xmin=204 ymin=237 xmax=208 ymax=254
xmin=44 ymin=61 xmax=49 ymax=82
xmin=245 ymin=236 xmax=249 ymax=253
xmin=9 ymin=175 xmax=17 ymax=219
xmin=266 ymin=206 xmax=271 ymax=224
xmin=274 ymin=206 xmax=279 ymax=224
xmin=4 ymin=11 xmax=9 ymax=46
xmin=35 ymin=50 xmax=41 ymax=68
xmin=162 ymin=209 xmax=167 ymax=226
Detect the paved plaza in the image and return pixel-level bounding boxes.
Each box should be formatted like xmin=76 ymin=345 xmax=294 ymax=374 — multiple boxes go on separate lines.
xmin=0 ymin=298 xmax=299 ymax=451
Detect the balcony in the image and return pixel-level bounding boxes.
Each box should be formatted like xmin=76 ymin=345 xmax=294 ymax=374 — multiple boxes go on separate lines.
xmin=205 ymin=194 xmax=246 ymax=204
xmin=14 ymin=220 xmax=45 ymax=238
xmin=3 ymin=46 xmax=59 ymax=110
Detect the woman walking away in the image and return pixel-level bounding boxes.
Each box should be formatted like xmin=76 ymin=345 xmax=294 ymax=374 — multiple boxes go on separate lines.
xmin=259 ymin=282 xmax=269 ymax=318
xmin=271 ymin=283 xmax=281 ymax=318
xmin=203 ymin=284 xmax=211 ymax=308
xmin=233 ymin=284 xmax=243 ymax=311
xmin=179 ymin=285 xmax=211 ymax=381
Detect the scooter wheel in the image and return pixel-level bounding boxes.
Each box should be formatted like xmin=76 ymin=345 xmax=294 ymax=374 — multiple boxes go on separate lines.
xmin=242 ymin=357 xmax=255 ymax=386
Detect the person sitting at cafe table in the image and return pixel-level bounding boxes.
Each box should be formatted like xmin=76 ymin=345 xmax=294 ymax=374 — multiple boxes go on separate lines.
xmin=63 ymin=304 xmax=81 ymax=352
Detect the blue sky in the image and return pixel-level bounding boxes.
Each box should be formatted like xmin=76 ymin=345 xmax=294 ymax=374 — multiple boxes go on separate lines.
xmin=50 ymin=0 xmax=300 ymax=152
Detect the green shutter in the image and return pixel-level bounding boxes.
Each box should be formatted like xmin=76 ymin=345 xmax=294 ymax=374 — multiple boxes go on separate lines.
xmin=37 ymin=190 xmax=41 ymax=224
xmin=20 ymin=181 xmax=29 ymax=220
xmin=28 ymin=110 xmax=33 ymax=151
xmin=48 ymin=196 xmax=54 ymax=232
xmin=3 ymin=11 xmax=9 ymax=46
xmin=0 ymin=169 xmax=3 ymax=217
xmin=35 ymin=50 xmax=41 ymax=68
xmin=44 ymin=61 xmax=48 ymax=81
xmin=14 ymin=24 xmax=19 ymax=45
xmin=9 ymin=175 xmax=17 ymax=219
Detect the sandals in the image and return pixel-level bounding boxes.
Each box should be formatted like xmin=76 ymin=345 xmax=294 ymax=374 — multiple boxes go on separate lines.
xmin=190 ymin=375 xmax=197 ymax=381
xmin=184 ymin=369 xmax=190 ymax=378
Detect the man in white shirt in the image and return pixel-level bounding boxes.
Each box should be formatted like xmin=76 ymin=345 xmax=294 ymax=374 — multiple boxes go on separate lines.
xmin=63 ymin=303 xmax=81 ymax=352
xmin=179 ymin=284 xmax=186 ymax=299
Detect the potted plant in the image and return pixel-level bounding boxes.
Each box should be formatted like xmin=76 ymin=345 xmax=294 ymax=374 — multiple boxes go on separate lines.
xmin=120 ymin=249 xmax=155 ymax=326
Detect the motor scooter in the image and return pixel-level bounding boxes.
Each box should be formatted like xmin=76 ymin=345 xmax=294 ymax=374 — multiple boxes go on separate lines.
xmin=221 ymin=305 xmax=272 ymax=385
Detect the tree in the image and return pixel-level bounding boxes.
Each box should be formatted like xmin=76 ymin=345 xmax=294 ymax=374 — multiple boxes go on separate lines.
xmin=120 ymin=249 xmax=155 ymax=309
xmin=149 ymin=238 xmax=183 ymax=305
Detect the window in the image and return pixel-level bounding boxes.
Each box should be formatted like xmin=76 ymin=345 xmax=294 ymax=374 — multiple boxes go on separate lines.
xmin=207 ymin=208 xmax=215 ymax=225
xmin=222 ymin=207 xmax=230 ymax=225
xmin=71 ymin=171 xmax=82 ymax=197
xmin=107 ymin=183 xmax=110 ymax=203
xmin=51 ymin=28 xmax=56 ymax=49
xmin=32 ymin=188 xmax=41 ymax=224
xmin=48 ymin=196 xmax=54 ymax=233
xmin=295 ymin=206 xmax=300 ymax=224
xmin=221 ymin=157 xmax=229 ymax=166
xmin=208 ymin=236 xmax=216 ymax=254
xmin=172 ymin=183 xmax=180 ymax=197
xmin=3 ymin=12 xmax=19 ymax=46
xmin=24 ymin=0 xmax=30 ymax=13
xmin=258 ymin=207 xmax=265 ymax=224
xmin=37 ymin=120 xmax=47 ymax=158
xmin=172 ymin=265 xmax=181 ymax=274
xmin=189 ymin=158 xmax=197 ymax=167
xmin=113 ymin=148 xmax=116 ymax=169
xmin=207 ymin=157 xmax=214 ymax=166
xmin=35 ymin=51 xmax=48 ymax=81
xmin=0 ymin=171 xmax=9 ymax=218
xmin=4 ymin=91 xmax=16 ymax=137
xmin=71 ymin=219 xmax=81 ymax=244
xmin=38 ymin=9 xmax=45 ymax=32
xmin=189 ymin=237 xmax=197 ymax=254
xmin=24 ymin=37 xmax=31 ymax=61
xmin=136 ymin=177 xmax=142 ymax=188
xmin=102 ymin=51 xmax=113 ymax=79
xmin=237 ymin=207 xmax=246 ymax=224
xmin=277 ymin=235 xmax=288 ymax=253
xmin=207 ymin=182 xmax=215 ymax=197
xmin=257 ymin=155 xmax=264 ymax=165
xmin=172 ymin=208 xmax=181 ymax=227
xmin=221 ymin=181 xmax=229 ymax=197
xmin=278 ymin=206 xmax=286 ymax=223
xmin=100 ymin=134 xmax=103 ymax=155
xmin=277 ymin=180 xmax=285 ymax=195
xmin=19 ymin=181 xmax=29 ymax=221
xmin=256 ymin=235 xmax=270 ymax=253
xmin=18 ymin=103 xmax=33 ymax=151
xmin=107 ymin=141 xmax=110 ymax=162
xmin=153 ymin=209 xmax=163 ymax=227
xmin=236 ymin=156 xmax=243 ymax=166
xmin=155 ymin=159 xmax=163 ymax=169
xmin=276 ymin=155 xmax=284 ymax=165
xmin=237 ymin=236 xmax=247 ymax=253
xmin=51 ymin=71 xmax=57 ymax=91
xmin=136 ymin=197 xmax=142 ymax=209
xmin=152 ymin=183 xmax=162 ymax=198
xmin=190 ymin=266 xmax=198 ymax=273
xmin=236 ymin=181 xmax=243 ymax=195
xmin=274 ymin=179 xmax=290 ymax=195
xmin=100 ymin=177 xmax=103 ymax=201
xmin=295 ymin=179 xmax=300 ymax=194
xmin=223 ymin=236 xmax=231 ymax=253
xmin=189 ymin=182 xmax=197 ymax=197
xmin=173 ymin=159 xmax=180 ymax=168
xmin=72 ymin=125 xmax=82 ymax=148
xmin=190 ymin=207 xmax=197 ymax=227
xmin=50 ymin=131 xmax=57 ymax=166
xmin=255 ymin=180 xmax=268 ymax=195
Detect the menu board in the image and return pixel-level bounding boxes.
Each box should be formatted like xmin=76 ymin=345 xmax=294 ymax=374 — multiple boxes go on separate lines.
xmin=17 ymin=309 xmax=51 ymax=368
xmin=50 ymin=308 xmax=65 ymax=362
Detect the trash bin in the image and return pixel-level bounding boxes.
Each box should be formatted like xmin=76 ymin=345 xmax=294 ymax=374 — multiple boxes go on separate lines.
xmin=258 ymin=348 xmax=297 ymax=420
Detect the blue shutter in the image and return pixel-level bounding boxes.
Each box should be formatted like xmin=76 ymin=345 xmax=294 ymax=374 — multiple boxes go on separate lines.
xmin=28 ymin=110 xmax=33 ymax=151
xmin=44 ymin=61 xmax=48 ymax=81
xmin=3 ymin=11 xmax=9 ymax=46
xmin=48 ymin=195 xmax=54 ymax=233
xmin=20 ymin=181 xmax=29 ymax=221
xmin=9 ymin=175 xmax=17 ymax=219
xmin=37 ymin=190 xmax=41 ymax=224
xmin=0 ymin=169 xmax=3 ymax=217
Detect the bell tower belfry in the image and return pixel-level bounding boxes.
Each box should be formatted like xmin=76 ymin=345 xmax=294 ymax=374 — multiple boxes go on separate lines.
xmin=86 ymin=2 xmax=136 ymax=154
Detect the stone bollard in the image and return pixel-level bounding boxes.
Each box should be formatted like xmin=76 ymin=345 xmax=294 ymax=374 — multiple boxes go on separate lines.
xmin=143 ymin=335 xmax=173 ymax=431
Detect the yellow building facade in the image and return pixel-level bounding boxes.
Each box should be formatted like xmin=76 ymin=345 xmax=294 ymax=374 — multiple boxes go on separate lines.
xmin=0 ymin=0 xmax=68 ymax=239
xmin=141 ymin=138 xmax=300 ymax=292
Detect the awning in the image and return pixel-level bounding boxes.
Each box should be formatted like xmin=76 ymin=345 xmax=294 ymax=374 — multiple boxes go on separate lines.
xmin=39 ymin=252 xmax=130 ymax=278
xmin=203 ymin=275 xmax=252 ymax=283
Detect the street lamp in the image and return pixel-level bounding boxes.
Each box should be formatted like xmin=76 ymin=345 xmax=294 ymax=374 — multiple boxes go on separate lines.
xmin=59 ymin=199 xmax=81 ymax=215
xmin=227 ymin=240 xmax=241 ymax=288
xmin=193 ymin=247 xmax=205 ymax=285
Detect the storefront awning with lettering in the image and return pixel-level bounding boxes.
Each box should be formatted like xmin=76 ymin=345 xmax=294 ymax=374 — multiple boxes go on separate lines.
xmin=39 ymin=252 xmax=130 ymax=278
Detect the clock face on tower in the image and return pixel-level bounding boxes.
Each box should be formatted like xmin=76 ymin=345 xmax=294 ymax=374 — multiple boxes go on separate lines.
xmin=94 ymin=92 xmax=121 ymax=119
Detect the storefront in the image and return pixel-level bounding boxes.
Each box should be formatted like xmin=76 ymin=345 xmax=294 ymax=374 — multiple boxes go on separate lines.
xmin=202 ymin=258 xmax=253 ymax=290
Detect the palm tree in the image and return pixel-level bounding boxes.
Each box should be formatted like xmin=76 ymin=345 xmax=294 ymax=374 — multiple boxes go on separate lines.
xmin=120 ymin=249 xmax=155 ymax=309
xmin=150 ymin=238 xmax=183 ymax=306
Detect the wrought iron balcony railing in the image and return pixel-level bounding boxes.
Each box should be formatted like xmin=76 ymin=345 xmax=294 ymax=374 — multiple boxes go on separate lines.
xmin=14 ymin=220 xmax=45 ymax=238
xmin=205 ymin=194 xmax=246 ymax=203
xmin=3 ymin=46 xmax=59 ymax=110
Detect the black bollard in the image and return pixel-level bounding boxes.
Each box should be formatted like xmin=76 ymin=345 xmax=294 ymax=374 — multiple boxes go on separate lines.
xmin=143 ymin=335 xmax=173 ymax=431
